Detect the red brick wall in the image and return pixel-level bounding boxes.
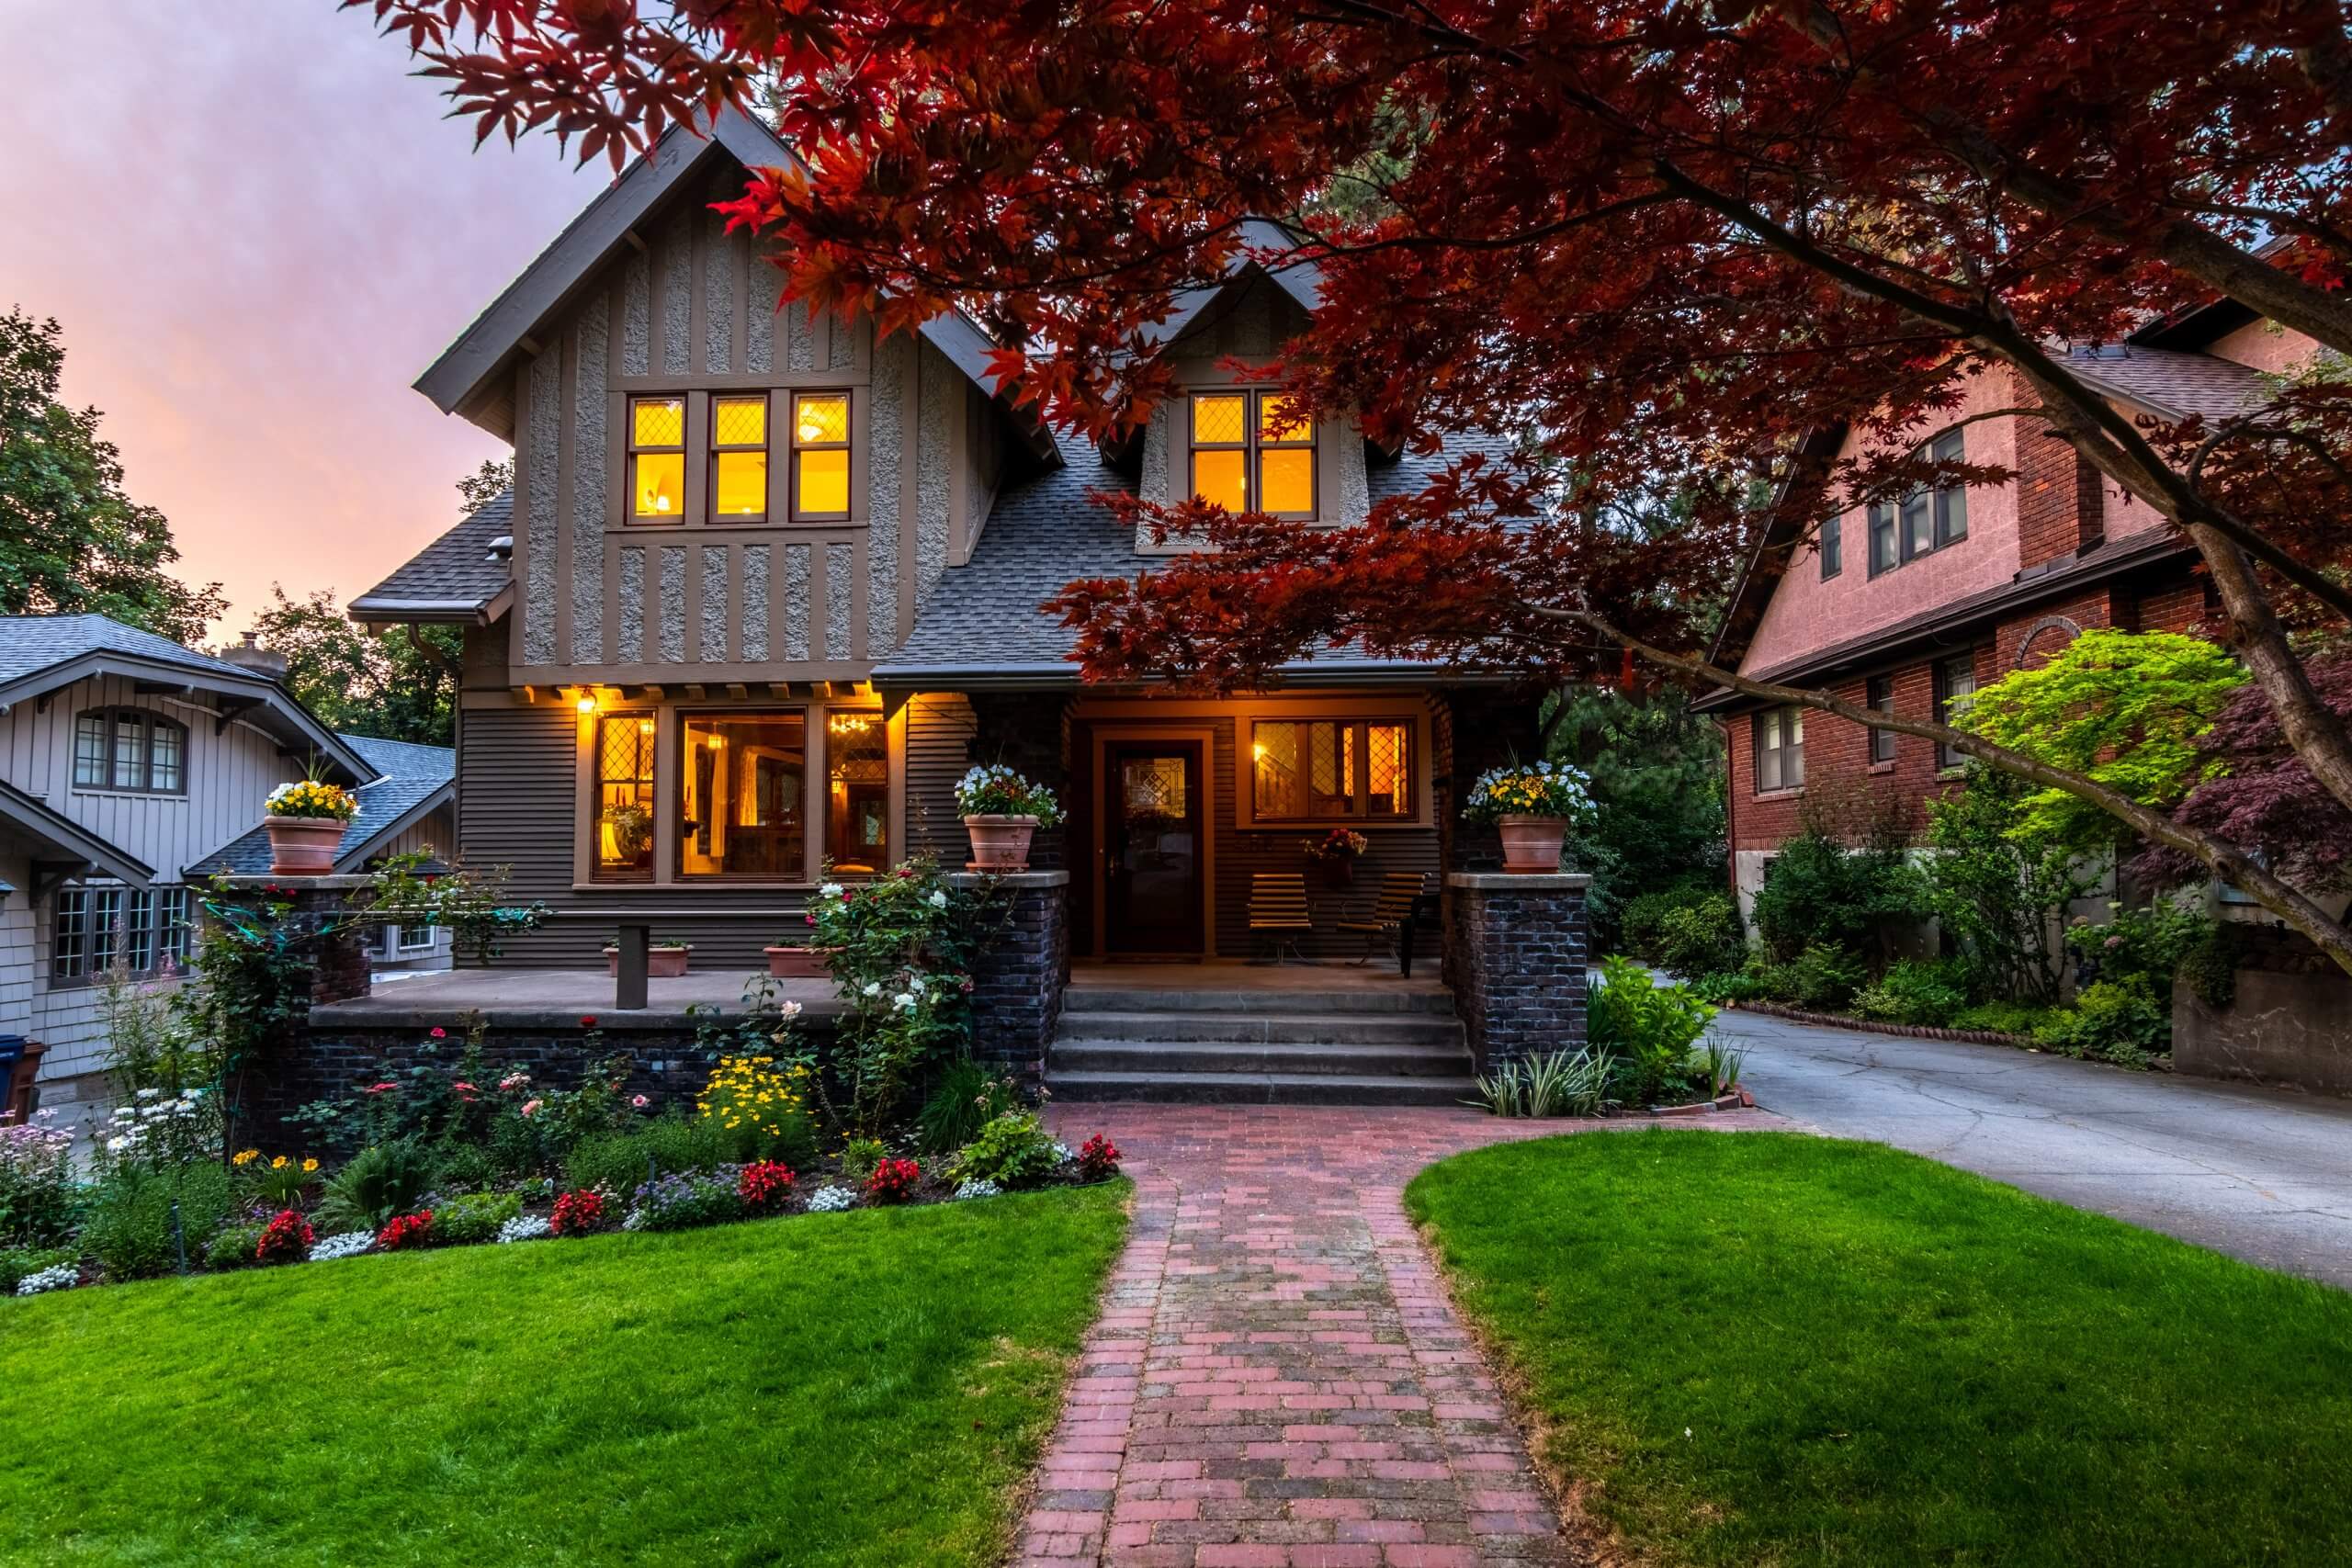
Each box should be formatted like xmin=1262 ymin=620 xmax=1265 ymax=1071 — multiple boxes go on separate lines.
xmin=1996 ymin=587 xmax=2116 ymax=671
xmin=1727 ymin=662 xmax=1951 ymax=852
xmin=2132 ymin=574 xmax=2214 ymax=636
xmin=2010 ymin=376 xmax=2104 ymax=570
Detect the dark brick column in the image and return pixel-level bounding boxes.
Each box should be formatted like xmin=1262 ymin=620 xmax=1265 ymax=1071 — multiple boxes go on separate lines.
xmin=218 ymin=874 xmax=376 ymax=1007
xmin=1445 ymin=872 xmax=1590 ymax=1069
xmin=947 ymin=870 xmax=1069 ymax=1091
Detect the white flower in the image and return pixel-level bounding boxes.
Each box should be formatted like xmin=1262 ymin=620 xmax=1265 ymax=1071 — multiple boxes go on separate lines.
xmin=779 ymin=999 xmax=803 ymax=1019
xmin=908 ymin=975 xmax=927 ymax=993
xmin=496 ymin=1214 xmax=552 ymax=1244
xmin=307 ymin=1231 xmax=376 ymax=1262
xmin=820 ymin=882 xmax=843 ymax=899
xmin=928 ymin=890 xmax=947 ymax=908
xmin=806 ymin=1185 xmax=856 ymax=1213
xmin=15 ymin=1264 xmax=77 ymax=1296
xmin=105 ymin=1136 xmax=128 ymax=1154
xmin=893 ymin=992 xmax=916 ymax=1010
xmin=1051 ymin=1140 xmax=1075 ymax=1163
xmin=953 ymin=1179 xmax=1002 ymax=1201
xmin=862 ymin=981 xmax=881 ymax=997
xmin=135 ymin=1089 xmax=161 ymax=1100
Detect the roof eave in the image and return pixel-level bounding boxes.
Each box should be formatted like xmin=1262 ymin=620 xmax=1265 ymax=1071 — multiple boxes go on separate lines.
xmin=0 ymin=779 xmax=153 ymax=884
xmin=0 ymin=650 xmax=377 ymax=783
xmin=336 ymin=781 xmax=457 ymax=872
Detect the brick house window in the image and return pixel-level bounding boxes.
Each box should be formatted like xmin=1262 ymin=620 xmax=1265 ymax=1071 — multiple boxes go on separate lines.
xmin=790 ymin=392 xmax=851 ymax=520
xmin=709 ymin=396 xmax=770 ymax=522
xmin=628 ymin=397 xmax=686 ymax=521
xmin=1753 ymin=707 xmax=1804 ymax=793
xmin=1867 ymin=674 xmax=1897 ymax=764
xmin=1820 ymin=514 xmax=1841 ymax=579
xmin=1250 ymin=718 xmax=1411 ymax=820
xmin=1867 ymin=427 xmax=1968 ymax=577
xmin=72 ymin=708 xmax=187 ymax=795
xmin=1933 ymin=652 xmax=1979 ymax=770
xmin=1189 ymin=391 xmax=1317 ymax=519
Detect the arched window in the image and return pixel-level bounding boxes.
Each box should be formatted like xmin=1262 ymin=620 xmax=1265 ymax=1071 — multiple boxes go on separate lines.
xmin=72 ymin=707 xmax=187 ymax=795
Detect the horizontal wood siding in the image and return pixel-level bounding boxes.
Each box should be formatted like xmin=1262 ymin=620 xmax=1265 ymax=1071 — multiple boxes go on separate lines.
xmin=902 ymin=691 xmax=981 ymax=868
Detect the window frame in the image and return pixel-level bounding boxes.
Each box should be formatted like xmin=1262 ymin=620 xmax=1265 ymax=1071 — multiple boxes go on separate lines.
xmin=1187 ymin=390 xmax=1318 ymax=522
xmin=1866 ymin=674 xmax=1898 ymax=765
xmin=70 ymin=707 xmax=188 ymax=795
xmin=1820 ymin=513 xmax=1842 ymax=580
xmin=1753 ymin=706 xmax=1805 ymax=794
xmin=677 ymin=707 xmax=813 ymax=882
xmin=823 ymin=705 xmax=890 ymax=876
xmin=787 ymin=389 xmax=853 ymax=523
xmin=626 ymin=395 xmax=687 ymax=525
xmin=1864 ymin=426 xmax=1969 ymax=578
xmin=1246 ymin=716 xmax=1413 ymax=825
xmin=1932 ymin=652 xmax=1979 ymax=771
xmin=707 ymin=393 xmax=772 ymax=525
xmin=51 ymin=882 xmax=187 ymax=986
xmin=589 ymin=711 xmax=660 ymax=884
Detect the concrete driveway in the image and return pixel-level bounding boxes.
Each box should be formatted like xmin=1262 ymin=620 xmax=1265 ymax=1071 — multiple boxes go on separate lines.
xmin=1713 ymin=1008 xmax=2352 ymax=1289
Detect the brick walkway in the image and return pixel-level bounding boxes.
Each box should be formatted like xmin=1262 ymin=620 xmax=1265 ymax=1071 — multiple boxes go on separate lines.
xmin=1020 ymin=1105 xmax=1755 ymax=1567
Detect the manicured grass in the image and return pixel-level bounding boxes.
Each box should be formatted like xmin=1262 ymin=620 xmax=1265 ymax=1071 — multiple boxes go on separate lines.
xmin=0 ymin=1184 xmax=1127 ymax=1566
xmin=1406 ymin=1131 xmax=2352 ymax=1567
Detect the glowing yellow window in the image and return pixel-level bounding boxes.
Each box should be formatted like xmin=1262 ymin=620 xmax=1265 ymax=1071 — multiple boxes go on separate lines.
xmin=1256 ymin=393 xmax=1315 ymax=517
xmin=628 ymin=397 xmax=686 ymax=521
xmin=792 ymin=391 xmax=851 ymax=519
xmin=711 ymin=396 xmax=768 ymax=520
xmin=1189 ymin=392 xmax=1250 ymax=512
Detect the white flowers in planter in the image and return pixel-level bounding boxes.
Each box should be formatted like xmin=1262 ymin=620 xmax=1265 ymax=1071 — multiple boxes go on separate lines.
xmin=307 ymin=1231 xmax=375 ymax=1263
xmin=16 ymin=1264 xmax=77 ymax=1296
xmin=497 ymin=1214 xmax=552 ymax=1244
xmin=806 ymin=1185 xmax=856 ymax=1213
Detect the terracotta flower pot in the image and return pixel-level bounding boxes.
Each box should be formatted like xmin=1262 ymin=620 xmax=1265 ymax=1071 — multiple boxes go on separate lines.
xmin=264 ymin=815 xmax=346 ymax=875
xmin=1315 ymin=858 xmax=1356 ymax=889
xmin=964 ymin=814 xmax=1039 ymax=872
xmin=763 ymin=945 xmax=840 ymax=979
xmin=605 ymin=945 xmax=692 ymax=978
xmin=1497 ymin=814 xmax=1567 ymax=874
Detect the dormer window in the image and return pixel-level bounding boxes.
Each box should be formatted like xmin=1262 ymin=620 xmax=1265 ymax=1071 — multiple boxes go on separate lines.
xmin=73 ymin=708 xmax=186 ymax=795
xmin=1188 ymin=391 xmax=1317 ymax=519
xmin=790 ymin=391 xmax=851 ymax=520
xmin=629 ymin=397 xmax=686 ymax=522
xmin=710 ymin=396 xmax=769 ymax=522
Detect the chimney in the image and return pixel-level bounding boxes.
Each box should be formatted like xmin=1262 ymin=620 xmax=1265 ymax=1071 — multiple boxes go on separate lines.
xmin=218 ymin=630 xmax=289 ymax=682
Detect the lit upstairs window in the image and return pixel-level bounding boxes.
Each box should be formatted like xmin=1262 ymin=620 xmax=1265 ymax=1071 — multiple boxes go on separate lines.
xmin=629 ymin=397 xmax=685 ymax=521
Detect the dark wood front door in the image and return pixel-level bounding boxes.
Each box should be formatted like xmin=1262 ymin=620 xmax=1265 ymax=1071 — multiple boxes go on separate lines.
xmin=1104 ymin=742 xmax=1205 ymax=954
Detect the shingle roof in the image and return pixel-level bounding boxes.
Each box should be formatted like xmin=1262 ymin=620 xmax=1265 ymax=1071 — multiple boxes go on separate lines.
xmin=874 ymin=435 xmax=1521 ymax=681
xmin=2062 ymin=344 xmax=2274 ymax=424
xmin=350 ymin=491 xmax=514 ymax=618
xmin=193 ymin=733 xmax=456 ymax=875
xmin=0 ymin=614 xmax=255 ymax=688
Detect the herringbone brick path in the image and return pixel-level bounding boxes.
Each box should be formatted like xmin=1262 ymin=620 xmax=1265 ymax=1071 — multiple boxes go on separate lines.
xmin=1022 ymin=1106 xmax=1770 ymax=1566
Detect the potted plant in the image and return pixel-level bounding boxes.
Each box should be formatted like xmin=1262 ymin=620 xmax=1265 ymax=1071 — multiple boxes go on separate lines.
xmin=263 ymin=772 xmax=358 ymax=874
xmin=1463 ymin=760 xmax=1594 ymax=874
xmin=1302 ymin=827 xmax=1370 ymax=887
xmin=763 ymin=942 xmax=837 ymax=978
xmin=603 ymin=939 xmax=693 ymax=977
xmin=955 ymin=765 xmax=1063 ymax=872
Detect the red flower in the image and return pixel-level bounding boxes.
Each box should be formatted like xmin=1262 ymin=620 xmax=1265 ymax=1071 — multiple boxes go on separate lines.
xmin=255 ymin=1209 xmax=313 ymax=1264
xmin=428 ymin=1027 xmax=447 ymax=1040
xmin=376 ymin=1211 xmax=435 ymax=1251
xmin=550 ymin=1189 xmax=607 ymax=1236
xmin=579 ymin=1015 xmax=599 ymax=1028
xmin=364 ymin=1081 xmax=397 ymax=1095
xmin=865 ymin=1156 xmax=922 ymax=1204
xmin=738 ymin=1161 xmax=796 ymax=1213
xmin=1077 ymin=1134 xmax=1121 ymax=1181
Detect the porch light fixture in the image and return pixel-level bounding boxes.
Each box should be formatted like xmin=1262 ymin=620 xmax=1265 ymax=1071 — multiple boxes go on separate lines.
xmin=575 ymin=694 xmax=598 ymax=715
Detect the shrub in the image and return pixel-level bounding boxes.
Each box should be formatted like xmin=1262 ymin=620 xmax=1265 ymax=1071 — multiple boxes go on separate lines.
xmin=627 ymin=1171 xmax=744 ymax=1232
xmin=1768 ymin=942 xmax=1869 ymax=1010
xmin=949 ymin=1111 xmax=1062 ymax=1190
xmin=314 ymin=1143 xmax=434 ymax=1233
xmin=737 ymin=1160 xmax=796 ymax=1213
xmin=375 ymin=1211 xmax=435 ymax=1251
xmin=1749 ymin=821 xmax=1923 ymax=962
xmin=2034 ymin=980 xmax=2172 ymax=1066
xmin=1655 ymin=894 xmax=1747 ymax=976
xmin=1588 ymin=957 xmax=1715 ymax=1056
xmin=0 ymin=1246 xmax=77 ymax=1294
xmin=565 ymin=1116 xmax=732 ymax=1196
xmin=1075 ymin=1134 xmax=1120 ymax=1182
xmin=81 ymin=1163 xmax=234 ymax=1280
xmin=1921 ymin=765 xmax=2094 ymax=1004
xmin=697 ymin=1055 xmax=819 ymax=1166
xmin=916 ymin=1060 xmax=1022 ymax=1155
xmin=255 ymin=1210 xmax=313 ymax=1265
xmin=838 ymin=1137 xmax=890 ymax=1182
xmin=865 ymin=1157 xmax=922 ymax=1203
xmin=1951 ymin=1000 xmax=2059 ymax=1036
xmin=1851 ymin=959 xmax=1970 ymax=1027
xmin=549 ymin=1188 xmax=608 ymax=1236
xmin=2069 ymin=902 xmax=2214 ymax=992
xmin=433 ymin=1190 xmax=524 ymax=1246
xmin=0 ymin=1110 xmax=77 ymax=1248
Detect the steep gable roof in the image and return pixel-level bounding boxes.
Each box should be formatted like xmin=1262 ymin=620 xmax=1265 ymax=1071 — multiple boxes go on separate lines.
xmin=415 ymin=108 xmax=1052 ymax=459
xmin=0 ymin=615 xmax=375 ymax=783
xmin=193 ymin=733 xmax=454 ymax=876
xmin=350 ymin=490 xmax=515 ymax=624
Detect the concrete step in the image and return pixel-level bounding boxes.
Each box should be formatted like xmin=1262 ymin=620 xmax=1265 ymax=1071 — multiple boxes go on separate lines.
xmin=1062 ymin=985 xmax=1454 ymax=1017
xmin=1055 ymin=1010 xmax=1465 ymax=1047
xmin=1050 ymin=1039 xmax=1471 ymax=1078
xmin=1046 ymin=1069 xmax=1481 ymax=1107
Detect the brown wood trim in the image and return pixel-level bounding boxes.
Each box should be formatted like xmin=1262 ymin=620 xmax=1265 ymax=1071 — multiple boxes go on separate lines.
xmin=552 ymin=324 xmax=578 ymax=668
xmin=1086 ymin=722 xmax=1220 ymax=959
xmin=688 ymin=206 xmax=709 ymax=378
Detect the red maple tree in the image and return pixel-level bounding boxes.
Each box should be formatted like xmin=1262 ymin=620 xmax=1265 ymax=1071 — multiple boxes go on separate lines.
xmin=349 ymin=0 xmax=2352 ymax=969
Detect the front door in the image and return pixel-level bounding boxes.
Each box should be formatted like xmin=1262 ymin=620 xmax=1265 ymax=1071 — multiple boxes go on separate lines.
xmin=1103 ymin=742 xmax=1205 ymax=954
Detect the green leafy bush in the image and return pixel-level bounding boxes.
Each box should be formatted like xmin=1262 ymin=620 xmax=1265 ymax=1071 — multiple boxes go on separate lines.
xmin=625 ymin=1171 xmax=743 ymax=1232
xmin=0 ymin=1245 xmax=78 ymax=1293
xmin=1549 ymin=687 xmax=1727 ymax=952
xmin=1769 ymin=943 xmax=1869 ymax=1011
xmin=81 ymin=1164 xmax=234 ymax=1280
xmin=1920 ymin=765 xmax=2095 ymax=1005
xmin=949 ymin=1111 xmax=1064 ymax=1190
xmin=917 ymin=1060 xmax=1022 ymax=1155
xmin=565 ymin=1116 xmax=731 ymax=1196
xmin=202 ymin=1223 xmax=267 ymax=1271
xmin=1655 ymin=894 xmax=1747 ymax=976
xmin=1851 ymin=959 xmax=1969 ymax=1027
xmin=1589 ymin=958 xmax=1717 ymax=1107
xmin=1467 ymin=1049 xmax=1617 ymax=1118
xmin=1750 ymin=822 xmax=1922 ymax=963
xmin=2033 ymin=980 xmax=2171 ymax=1066
xmin=434 ymin=1191 xmax=525 ymax=1246
xmin=313 ymin=1143 xmax=434 ymax=1234
xmin=1951 ymin=1000 xmax=2059 ymax=1037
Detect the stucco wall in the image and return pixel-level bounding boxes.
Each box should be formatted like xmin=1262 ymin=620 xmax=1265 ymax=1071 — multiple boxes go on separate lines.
xmin=2204 ymin=318 xmax=2321 ymax=378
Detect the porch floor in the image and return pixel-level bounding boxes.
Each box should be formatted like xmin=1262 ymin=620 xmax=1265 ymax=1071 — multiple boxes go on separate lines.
xmin=1068 ymin=958 xmax=1448 ymax=1000
xmin=315 ymin=968 xmax=840 ymax=1030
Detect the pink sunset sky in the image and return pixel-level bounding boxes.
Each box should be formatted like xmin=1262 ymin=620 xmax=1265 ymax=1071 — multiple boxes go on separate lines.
xmin=0 ymin=5 xmax=611 ymax=637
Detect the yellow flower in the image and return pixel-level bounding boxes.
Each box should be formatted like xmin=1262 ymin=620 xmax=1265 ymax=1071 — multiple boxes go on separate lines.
xmin=301 ymin=1157 xmax=319 ymax=1173
xmin=271 ymin=1156 xmax=288 ymax=1169
xmin=232 ymin=1148 xmax=259 ymax=1167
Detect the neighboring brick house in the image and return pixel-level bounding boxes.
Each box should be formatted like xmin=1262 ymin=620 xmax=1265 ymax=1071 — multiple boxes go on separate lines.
xmin=1694 ymin=298 xmax=2317 ymax=926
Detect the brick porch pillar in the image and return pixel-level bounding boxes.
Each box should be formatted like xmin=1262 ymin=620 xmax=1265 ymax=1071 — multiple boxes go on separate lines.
xmin=946 ymin=870 xmax=1069 ymax=1091
xmin=1445 ymin=872 xmax=1591 ymax=1069
xmin=216 ymin=874 xmax=376 ymax=1008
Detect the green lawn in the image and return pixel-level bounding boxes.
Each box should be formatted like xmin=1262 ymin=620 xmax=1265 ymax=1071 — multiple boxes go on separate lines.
xmin=0 ymin=1184 xmax=1127 ymax=1566
xmin=1406 ymin=1131 xmax=2352 ymax=1567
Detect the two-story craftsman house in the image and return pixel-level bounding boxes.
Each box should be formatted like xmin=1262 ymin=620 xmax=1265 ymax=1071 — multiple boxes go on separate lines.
xmin=349 ymin=112 xmax=1574 ymax=1100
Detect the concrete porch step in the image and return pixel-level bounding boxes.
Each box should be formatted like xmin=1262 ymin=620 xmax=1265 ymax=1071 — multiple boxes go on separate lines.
xmin=1050 ymin=1039 xmax=1472 ymax=1078
xmin=1055 ymin=1010 xmax=1465 ymax=1047
xmin=1046 ymin=1068 xmax=1481 ymax=1107
xmin=1062 ymin=985 xmax=1454 ymax=1017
